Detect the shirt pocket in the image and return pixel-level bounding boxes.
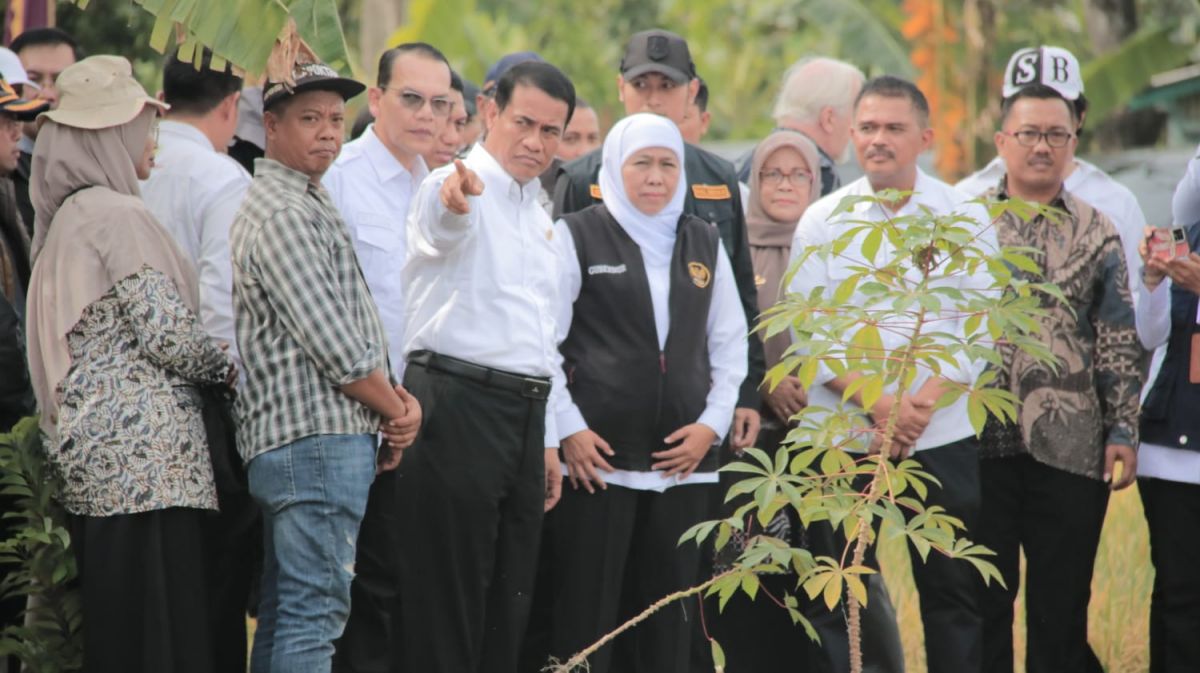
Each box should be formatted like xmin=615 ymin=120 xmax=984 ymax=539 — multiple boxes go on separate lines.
xmin=351 ymin=213 xmax=406 ymax=280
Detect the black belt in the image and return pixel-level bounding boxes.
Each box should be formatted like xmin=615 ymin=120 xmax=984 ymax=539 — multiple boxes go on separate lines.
xmin=407 ymin=350 xmax=551 ymax=400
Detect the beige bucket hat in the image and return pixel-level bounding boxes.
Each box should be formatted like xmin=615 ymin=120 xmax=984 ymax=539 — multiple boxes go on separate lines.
xmin=41 ymin=54 xmax=168 ymax=129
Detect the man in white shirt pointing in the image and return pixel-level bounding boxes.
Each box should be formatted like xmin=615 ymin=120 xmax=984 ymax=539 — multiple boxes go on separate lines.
xmin=397 ymin=61 xmax=573 ymax=673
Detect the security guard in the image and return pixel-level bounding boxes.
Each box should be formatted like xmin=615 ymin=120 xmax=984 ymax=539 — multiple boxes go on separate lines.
xmin=551 ymin=29 xmax=765 ymax=447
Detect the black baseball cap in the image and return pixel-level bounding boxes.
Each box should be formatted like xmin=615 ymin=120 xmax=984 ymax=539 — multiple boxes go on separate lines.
xmin=0 ymin=75 xmax=47 ymax=120
xmin=620 ymin=29 xmax=695 ymax=84
xmin=263 ymin=61 xmax=365 ymax=111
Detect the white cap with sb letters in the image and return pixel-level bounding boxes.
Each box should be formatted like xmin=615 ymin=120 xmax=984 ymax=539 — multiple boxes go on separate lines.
xmin=1002 ymin=46 xmax=1084 ymax=101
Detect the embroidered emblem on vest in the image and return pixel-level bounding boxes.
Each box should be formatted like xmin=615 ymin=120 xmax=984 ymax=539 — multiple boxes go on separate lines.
xmin=589 ymin=184 xmax=603 ymax=199
xmin=688 ymin=262 xmax=712 ymax=288
xmin=692 ymin=184 xmax=731 ymax=200
xmin=588 ymin=263 xmax=628 ymax=276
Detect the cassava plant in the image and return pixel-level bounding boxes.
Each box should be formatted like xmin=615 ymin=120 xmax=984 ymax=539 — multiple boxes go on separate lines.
xmin=548 ymin=192 xmax=1066 ymax=673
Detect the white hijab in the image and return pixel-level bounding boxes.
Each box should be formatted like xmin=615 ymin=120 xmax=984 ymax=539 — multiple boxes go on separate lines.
xmin=597 ymin=113 xmax=687 ymax=266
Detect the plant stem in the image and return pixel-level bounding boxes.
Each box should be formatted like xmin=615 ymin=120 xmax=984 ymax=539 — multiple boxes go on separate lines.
xmin=546 ymin=567 xmax=742 ymax=673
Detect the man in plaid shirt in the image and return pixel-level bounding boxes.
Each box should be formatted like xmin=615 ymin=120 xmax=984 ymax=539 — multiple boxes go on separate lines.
xmin=230 ymin=60 xmax=421 ymax=673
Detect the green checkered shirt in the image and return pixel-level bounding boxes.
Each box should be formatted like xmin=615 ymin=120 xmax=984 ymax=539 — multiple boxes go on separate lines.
xmin=231 ymin=158 xmax=388 ymax=462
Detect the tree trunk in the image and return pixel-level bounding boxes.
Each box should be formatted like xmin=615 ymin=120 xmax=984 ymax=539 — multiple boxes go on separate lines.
xmin=359 ymin=0 xmax=406 ymax=82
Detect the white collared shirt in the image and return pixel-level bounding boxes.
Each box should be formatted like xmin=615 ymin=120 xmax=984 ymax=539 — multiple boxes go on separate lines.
xmin=140 ymin=120 xmax=251 ymax=369
xmin=404 ymin=143 xmax=563 ymax=447
xmin=549 ymin=219 xmax=748 ymax=491
xmin=789 ymin=169 xmax=998 ymax=452
xmin=323 ymin=125 xmax=429 ymax=379
xmin=957 ymin=157 xmax=1148 ymax=320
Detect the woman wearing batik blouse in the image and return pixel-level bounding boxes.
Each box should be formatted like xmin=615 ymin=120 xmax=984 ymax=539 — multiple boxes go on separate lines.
xmin=25 ymin=55 xmax=234 ymax=673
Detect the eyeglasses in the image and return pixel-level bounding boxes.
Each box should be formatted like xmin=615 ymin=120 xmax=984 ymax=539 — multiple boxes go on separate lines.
xmin=759 ymin=169 xmax=812 ymax=186
xmin=383 ymin=87 xmax=453 ymax=117
xmin=1005 ymin=129 xmax=1074 ymax=148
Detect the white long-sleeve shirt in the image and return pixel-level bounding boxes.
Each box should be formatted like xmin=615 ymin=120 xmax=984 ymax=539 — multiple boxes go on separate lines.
xmin=1173 ymin=144 xmax=1200 ymax=227
xmin=789 ymin=169 xmax=998 ymax=453
xmin=404 ymin=143 xmax=563 ymax=447
xmin=140 ymin=120 xmax=250 ymax=370
xmin=323 ymin=125 xmax=428 ymax=379
xmin=549 ymin=219 xmax=748 ymax=491
xmin=1135 ymin=278 xmax=1200 ymax=485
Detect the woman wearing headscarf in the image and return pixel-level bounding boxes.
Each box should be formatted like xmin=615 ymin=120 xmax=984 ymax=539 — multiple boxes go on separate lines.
xmin=544 ymin=113 xmax=747 ymax=673
xmin=25 ymin=55 xmax=233 ymax=673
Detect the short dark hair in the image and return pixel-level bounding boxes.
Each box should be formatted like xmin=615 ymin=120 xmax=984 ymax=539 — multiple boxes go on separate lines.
xmin=450 ymin=70 xmax=464 ymax=95
xmin=377 ymin=42 xmax=449 ymax=89
xmin=694 ymin=77 xmax=709 ymax=113
xmin=999 ymin=83 xmax=1078 ymax=127
xmin=351 ymin=106 xmax=374 ymax=140
xmin=10 ymin=27 xmax=84 ymax=61
xmin=855 ymin=75 xmax=930 ymax=128
xmin=494 ymin=61 xmax=576 ymax=128
xmin=163 ymin=47 xmax=243 ymax=116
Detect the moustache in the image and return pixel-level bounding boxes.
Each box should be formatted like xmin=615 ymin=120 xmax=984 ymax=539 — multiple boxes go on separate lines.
xmin=865 ymin=147 xmax=895 ymax=160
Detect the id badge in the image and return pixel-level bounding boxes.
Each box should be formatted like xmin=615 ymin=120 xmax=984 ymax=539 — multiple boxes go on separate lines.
xmin=1191 ymin=333 xmax=1200 ymax=384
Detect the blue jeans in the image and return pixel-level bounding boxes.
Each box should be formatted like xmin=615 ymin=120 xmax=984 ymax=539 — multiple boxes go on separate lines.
xmin=247 ymin=434 xmax=376 ymax=673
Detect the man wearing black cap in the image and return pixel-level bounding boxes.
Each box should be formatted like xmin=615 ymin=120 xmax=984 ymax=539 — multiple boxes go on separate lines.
xmin=553 ymin=28 xmax=764 ymax=454
xmin=0 ymin=73 xmax=46 ymax=327
xmin=230 ymin=59 xmax=422 ymax=673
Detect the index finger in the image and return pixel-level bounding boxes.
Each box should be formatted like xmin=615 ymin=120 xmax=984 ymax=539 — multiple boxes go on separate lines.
xmin=454 ymin=159 xmax=469 ymax=180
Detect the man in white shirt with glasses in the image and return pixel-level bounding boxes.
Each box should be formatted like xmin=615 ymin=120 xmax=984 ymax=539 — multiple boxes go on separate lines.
xmin=324 ymin=41 xmax=453 ymax=673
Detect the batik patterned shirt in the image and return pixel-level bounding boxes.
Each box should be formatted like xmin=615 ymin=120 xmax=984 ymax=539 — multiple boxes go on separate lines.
xmin=980 ymin=181 xmax=1143 ymax=480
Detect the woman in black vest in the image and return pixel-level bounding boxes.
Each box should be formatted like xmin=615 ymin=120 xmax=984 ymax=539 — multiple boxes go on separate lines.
xmin=544 ymin=113 xmax=748 ymax=673
xmin=1137 ymin=220 xmax=1200 ymax=672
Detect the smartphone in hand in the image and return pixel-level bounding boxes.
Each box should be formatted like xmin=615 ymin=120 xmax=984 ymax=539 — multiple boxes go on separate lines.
xmin=1149 ymin=227 xmax=1190 ymax=262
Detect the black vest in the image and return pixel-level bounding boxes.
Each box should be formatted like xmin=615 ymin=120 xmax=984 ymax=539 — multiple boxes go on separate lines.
xmin=560 ymin=204 xmax=720 ymax=471
xmin=1141 ymin=223 xmax=1200 ymax=452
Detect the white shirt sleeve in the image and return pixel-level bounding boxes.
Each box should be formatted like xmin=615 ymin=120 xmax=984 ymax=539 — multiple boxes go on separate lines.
xmin=408 ymin=171 xmax=477 ymax=253
xmin=551 ymin=221 xmax=588 ymax=441
xmin=696 ymin=240 xmax=749 ymax=440
xmin=787 ymin=208 xmax=839 ymax=387
xmin=194 ymin=172 xmax=248 ymax=370
xmin=1173 ymin=145 xmax=1200 ymax=226
xmin=936 ymin=203 xmax=998 ymax=385
xmin=1137 ymin=278 xmax=1173 ymax=351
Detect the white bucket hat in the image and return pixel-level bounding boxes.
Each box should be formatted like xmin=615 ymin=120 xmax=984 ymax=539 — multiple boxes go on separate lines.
xmin=40 ymin=54 xmax=168 ymax=129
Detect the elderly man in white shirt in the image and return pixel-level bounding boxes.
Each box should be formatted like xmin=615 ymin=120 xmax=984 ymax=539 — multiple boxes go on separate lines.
xmin=396 ymin=61 xmax=574 ymax=673
xmin=137 ymin=47 xmax=254 ymax=673
xmin=323 ymin=42 xmax=454 ymax=673
xmin=789 ymin=76 xmax=996 ymax=673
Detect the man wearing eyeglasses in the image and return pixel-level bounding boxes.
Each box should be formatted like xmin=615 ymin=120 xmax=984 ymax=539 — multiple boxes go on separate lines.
xmin=323 ymin=41 xmax=452 ymax=673
xmin=974 ymin=83 xmax=1142 ymax=673
xmin=957 ymin=46 xmax=1149 ymax=340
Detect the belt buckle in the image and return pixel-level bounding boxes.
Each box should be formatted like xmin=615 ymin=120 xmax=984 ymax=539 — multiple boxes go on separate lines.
xmin=521 ymin=377 xmax=547 ymax=399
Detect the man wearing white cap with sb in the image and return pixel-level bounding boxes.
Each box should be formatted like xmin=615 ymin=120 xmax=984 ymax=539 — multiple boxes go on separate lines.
xmin=958 ymin=46 xmax=1150 ymax=344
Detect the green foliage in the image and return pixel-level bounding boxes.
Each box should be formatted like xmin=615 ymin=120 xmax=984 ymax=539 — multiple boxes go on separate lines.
xmin=1081 ymin=24 xmax=1194 ymax=124
xmin=0 ymin=417 xmax=81 ymax=673
xmin=686 ymin=194 xmax=1061 ymax=668
xmin=67 ymin=0 xmax=353 ymax=78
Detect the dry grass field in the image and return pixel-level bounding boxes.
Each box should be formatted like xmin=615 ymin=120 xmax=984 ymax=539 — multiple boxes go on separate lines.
xmin=878 ymin=485 xmax=1152 ymax=673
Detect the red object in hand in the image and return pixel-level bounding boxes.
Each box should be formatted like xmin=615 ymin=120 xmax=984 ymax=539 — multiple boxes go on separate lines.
xmin=1149 ymin=227 xmax=1190 ymax=261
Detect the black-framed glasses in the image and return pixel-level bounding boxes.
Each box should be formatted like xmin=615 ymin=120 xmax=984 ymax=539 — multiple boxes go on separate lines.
xmin=759 ymin=169 xmax=813 ymax=186
xmin=1005 ymin=129 xmax=1074 ymax=148
xmin=383 ymin=87 xmax=453 ymax=117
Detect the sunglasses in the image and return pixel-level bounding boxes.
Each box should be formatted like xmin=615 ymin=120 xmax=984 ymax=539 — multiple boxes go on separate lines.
xmin=383 ymin=87 xmax=453 ymax=117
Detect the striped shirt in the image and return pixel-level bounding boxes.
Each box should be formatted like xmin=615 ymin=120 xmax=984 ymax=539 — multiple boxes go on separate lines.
xmin=231 ymin=158 xmax=388 ymax=462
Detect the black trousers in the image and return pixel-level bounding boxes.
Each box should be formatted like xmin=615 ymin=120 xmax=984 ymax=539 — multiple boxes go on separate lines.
xmin=332 ymin=467 xmax=403 ymax=673
xmin=201 ymin=390 xmax=260 ymax=673
xmin=546 ymin=482 xmax=710 ymax=673
xmin=396 ymin=363 xmax=547 ymax=673
xmin=1139 ymin=476 xmax=1200 ymax=673
xmin=977 ymin=454 xmax=1108 ymax=673
xmin=71 ymin=507 xmax=213 ymax=673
